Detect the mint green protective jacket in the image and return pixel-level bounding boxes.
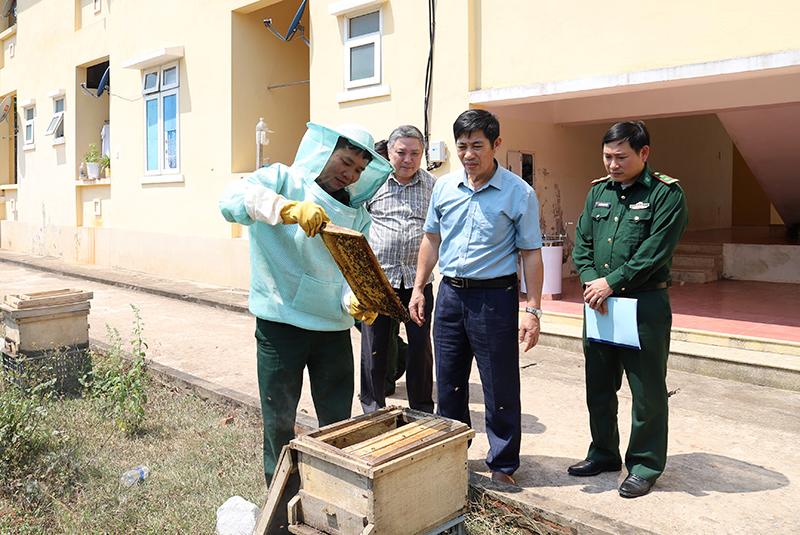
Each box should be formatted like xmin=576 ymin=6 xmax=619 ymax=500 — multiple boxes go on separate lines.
xmin=219 ymin=123 xmax=392 ymax=331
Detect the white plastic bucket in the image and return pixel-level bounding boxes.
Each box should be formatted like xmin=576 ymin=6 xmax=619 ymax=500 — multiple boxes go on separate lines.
xmin=541 ymin=244 xmax=563 ymax=296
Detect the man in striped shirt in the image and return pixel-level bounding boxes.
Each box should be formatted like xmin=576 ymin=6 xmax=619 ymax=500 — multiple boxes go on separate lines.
xmin=360 ymin=125 xmax=435 ymax=414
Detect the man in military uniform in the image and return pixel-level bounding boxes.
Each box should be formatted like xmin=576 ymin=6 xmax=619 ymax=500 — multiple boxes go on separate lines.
xmin=569 ymin=121 xmax=688 ymax=498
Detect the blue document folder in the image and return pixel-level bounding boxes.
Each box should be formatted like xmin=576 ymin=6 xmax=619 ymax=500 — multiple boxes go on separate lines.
xmin=584 ymin=297 xmax=641 ymax=349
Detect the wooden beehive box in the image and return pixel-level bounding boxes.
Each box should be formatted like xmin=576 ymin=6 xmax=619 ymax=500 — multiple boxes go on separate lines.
xmin=1 ymin=289 xmax=93 ymax=353
xmin=287 ymin=407 xmax=474 ymax=535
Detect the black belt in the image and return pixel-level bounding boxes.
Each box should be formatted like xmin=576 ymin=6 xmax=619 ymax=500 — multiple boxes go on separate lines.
xmin=443 ymin=274 xmax=517 ymax=289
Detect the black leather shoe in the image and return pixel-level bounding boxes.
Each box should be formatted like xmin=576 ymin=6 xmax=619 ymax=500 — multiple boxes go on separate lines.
xmin=567 ymin=459 xmax=622 ymax=477
xmin=618 ymin=474 xmax=654 ymax=498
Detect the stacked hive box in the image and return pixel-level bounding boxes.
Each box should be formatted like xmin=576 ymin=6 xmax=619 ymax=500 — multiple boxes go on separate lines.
xmin=1 ymin=289 xmax=93 ymax=393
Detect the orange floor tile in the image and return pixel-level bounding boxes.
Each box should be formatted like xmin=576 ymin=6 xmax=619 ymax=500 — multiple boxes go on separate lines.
xmin=530 ymin=277 xmax=800 ymax=344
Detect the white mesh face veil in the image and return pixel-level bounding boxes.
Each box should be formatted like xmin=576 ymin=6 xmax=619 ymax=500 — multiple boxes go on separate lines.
xmin=291 ymin=122 xmax=394 ymax=207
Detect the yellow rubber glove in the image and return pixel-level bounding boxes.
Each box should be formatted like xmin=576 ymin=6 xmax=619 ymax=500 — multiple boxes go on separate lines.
xmin=348 ymin=294 xmax=378 ymax=325
xmin=280 ymin=200 xmax=330 ymax=237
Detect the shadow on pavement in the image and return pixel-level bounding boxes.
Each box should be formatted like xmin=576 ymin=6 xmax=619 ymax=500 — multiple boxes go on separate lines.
xmin=494 ymin=452 xmax=790 ymax=498
xmin=657 ymin=452 xmax=790 ymax=497
xmin=467 ymin=410 xmax=546 ymax=435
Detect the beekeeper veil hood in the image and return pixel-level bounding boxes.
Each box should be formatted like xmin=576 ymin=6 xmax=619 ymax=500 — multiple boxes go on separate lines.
xmin=291 ymin=122 xmax=393 ymax=208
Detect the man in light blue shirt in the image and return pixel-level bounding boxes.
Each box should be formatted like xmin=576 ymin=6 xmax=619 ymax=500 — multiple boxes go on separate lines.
xmin=410 ymin=109 xmax=544 ymax=486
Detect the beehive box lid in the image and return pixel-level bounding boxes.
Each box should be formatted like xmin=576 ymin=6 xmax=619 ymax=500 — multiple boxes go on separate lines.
xmin=3 ymin=289 xmax=93 ymax=310
xmin=291 ymin=407 xmax=474 ymax=478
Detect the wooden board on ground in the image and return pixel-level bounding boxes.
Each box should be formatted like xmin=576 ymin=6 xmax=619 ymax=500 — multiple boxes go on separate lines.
xmin=4 ymin=289 xmax=93 ymax=309
xmin=320 ymin=223 xmax=410 ymax=323
xmin=255 ymin=446 xmax=300 ymax=535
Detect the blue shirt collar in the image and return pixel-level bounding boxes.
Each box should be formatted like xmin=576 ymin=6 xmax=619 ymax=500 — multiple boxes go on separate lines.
xmin=459 ymin=159 xmax=504 ymax=192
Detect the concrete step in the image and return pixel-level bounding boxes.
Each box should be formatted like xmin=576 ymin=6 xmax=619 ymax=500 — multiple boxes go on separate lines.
xmin=672 ymin=253 xmax=721 ymax=270
xmin=535 ymin=311 xmax=800 ymax=391
xmin=675 ymin=242 xmax=724 ymax=256
xmin=672 ymin=268 xmax=719 ymax=283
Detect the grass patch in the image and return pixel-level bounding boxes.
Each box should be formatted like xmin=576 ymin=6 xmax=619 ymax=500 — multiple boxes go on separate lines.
xmin=0 ymin=362 xmax=265 ymax=533
xmin=465 ymin=488 xmax=545 ymax=535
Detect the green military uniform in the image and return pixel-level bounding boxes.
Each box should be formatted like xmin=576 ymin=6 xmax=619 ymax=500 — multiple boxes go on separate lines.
xmin=572 ymin=166 xmax=688 ymax=482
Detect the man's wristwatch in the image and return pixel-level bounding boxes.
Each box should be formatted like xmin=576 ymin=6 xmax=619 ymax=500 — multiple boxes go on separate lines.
xmin=524 ymin=306 xmax=543 ymax=319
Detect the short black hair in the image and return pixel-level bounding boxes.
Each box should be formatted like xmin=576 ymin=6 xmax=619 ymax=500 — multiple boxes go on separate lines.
xmin=373 ymin=139 xmax=389 ymax=160
xmin=602 ymin=121 xmax=650 ymax=152
xmin=334 ymin=136 xmax=374 ymax=163
xmin=453 ymin=109 xmax=500 ymax=144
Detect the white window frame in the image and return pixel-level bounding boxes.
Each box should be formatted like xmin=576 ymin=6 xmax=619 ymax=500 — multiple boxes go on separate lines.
xmin=142 ymin=62 xmax=180 ymax=176
xmin=343 ymin=10 xmax=382 ymax=90
xmin=160 ymin=63 xmax=179 ymax=91
xmin=142 ymin=68 xmax=159 ymax=94
xmin=22 ymin=105 xmax=34 ymax=147
xmin=45 ymin=97 xmax=65 ymax=143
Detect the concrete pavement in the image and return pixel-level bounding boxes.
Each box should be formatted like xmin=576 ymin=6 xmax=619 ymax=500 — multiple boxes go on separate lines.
xmin=0 ymin=254 xmax=798 ymax=534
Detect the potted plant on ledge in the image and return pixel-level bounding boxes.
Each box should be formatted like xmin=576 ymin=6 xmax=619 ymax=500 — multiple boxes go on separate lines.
xmin=84 ymin=144 xmax=101 ymax=180
xmin=100 ymin=154 xmax=111 ymax=178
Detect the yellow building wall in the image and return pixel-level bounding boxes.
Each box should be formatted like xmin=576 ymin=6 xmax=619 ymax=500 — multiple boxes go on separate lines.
xmin=231 ymin=2 xmax=309 ymax=172
xmin=5 ymin=0 xmax=101 ymax=236
xmin=646 ymin=115 xmax=734 ymax=231
xmin=309 ymin=0 xmax=472 ymax=175
xmin=475 ymin=0 xmax=800 ymax=89
xmin=104 ymin=1 xmax=234 ymax=239
xmin=0 ymin=104 xmax=13 ymax=184
xmin=731 ymin=144 xmax=770 ymax=226
xmin=0 ymin=0 xmax=298 ymax=285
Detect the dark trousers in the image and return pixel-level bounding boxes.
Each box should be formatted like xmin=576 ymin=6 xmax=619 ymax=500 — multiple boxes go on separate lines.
xmin=360 ymin=283 xmax=434 ymax=413
xmin=433 ymin=280 xmax=521 ymax=475
xmin=583 ymin=289 xmax=671 ymax=482
xmin=255 ymin=318 xmax=353 ymax=483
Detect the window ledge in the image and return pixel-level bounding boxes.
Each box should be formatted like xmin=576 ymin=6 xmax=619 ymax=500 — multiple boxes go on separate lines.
xmin=52 ymin=138 xmax=65 ymax=147
xmin=336 ymin=84 xmax=390 ymax=103
xmin=141 ymin=174 xmax=184 ymax=185
xmin=23 ymin=143 xmax=35 ymax=152
xmin=76 ymin=179 xmax=111 ymax=187
xmin=0 ymin=25 xmax=16 ymax=41
xmin=122 ymin=46 xmax=185 ymax=70
xmin=329 ymin=0 xmax=387 ymax=16
xmin=0 ymin=184 xmax=18 ymax=191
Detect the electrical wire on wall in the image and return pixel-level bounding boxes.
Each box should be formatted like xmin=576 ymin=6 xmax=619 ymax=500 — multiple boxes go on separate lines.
xmin=423 ymin=0 xmax=441 ymax=171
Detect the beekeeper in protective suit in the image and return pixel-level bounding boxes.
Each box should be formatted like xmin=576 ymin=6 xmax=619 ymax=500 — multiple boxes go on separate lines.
xmin=219 ymin=122 xmax=393 ymax=483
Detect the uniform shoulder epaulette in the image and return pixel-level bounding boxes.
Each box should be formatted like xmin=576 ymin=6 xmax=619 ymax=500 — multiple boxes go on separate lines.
xmin=591 ymin=175 xmax=610 ymax=184
xmin=653 ymin=171 xmax=679 ymax=185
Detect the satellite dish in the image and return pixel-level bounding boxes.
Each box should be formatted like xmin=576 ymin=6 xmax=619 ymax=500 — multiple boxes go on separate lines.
xmin=0 ymin=95 xmax=12 ymax=124
xmin=285 ymin=0 xmax=307 ymax=40
xmin=263 ymin=0 xmax=309 ymax=46
xmin=96 ymin=66 xmax=110 ymax=97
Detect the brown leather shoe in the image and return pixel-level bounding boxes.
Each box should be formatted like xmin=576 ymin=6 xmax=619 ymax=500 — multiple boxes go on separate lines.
xmin=491 ymin=471 xmax=517 ymax=486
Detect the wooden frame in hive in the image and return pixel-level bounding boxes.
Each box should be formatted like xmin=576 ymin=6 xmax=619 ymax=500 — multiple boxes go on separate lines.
xmin=320 ymin=224 xmax=410 ymax=323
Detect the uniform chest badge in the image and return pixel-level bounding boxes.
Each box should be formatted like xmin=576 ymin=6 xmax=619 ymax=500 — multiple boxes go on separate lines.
xmin=629 ymin=202 xmax=650 ymax=210
xmin=594 ymin=201 xmax=611 ymax=208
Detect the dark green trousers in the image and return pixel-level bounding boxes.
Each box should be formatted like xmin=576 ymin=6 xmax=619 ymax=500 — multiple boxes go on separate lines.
xmin=582 ymin=289 xmax=671 ymax=482
xmin=255 ymin=318 xmax=354 ymax=482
